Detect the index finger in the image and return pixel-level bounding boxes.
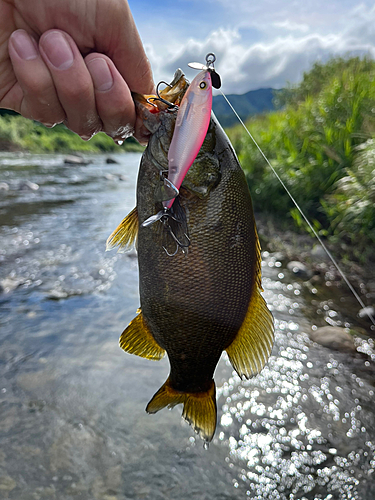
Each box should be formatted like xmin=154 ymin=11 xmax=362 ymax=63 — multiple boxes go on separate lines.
xmin=94 ymin=1 xmax=155 ymax=95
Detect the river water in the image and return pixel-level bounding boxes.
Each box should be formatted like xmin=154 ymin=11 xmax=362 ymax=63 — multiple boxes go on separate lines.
xmin=0 ymin=152 xmax=374 ymax=500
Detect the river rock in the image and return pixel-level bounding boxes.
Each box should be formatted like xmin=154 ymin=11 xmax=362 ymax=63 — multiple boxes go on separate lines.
xmin=311 ymin=244 xmax=330 ymax=261
xmin=0 ymin=277 xmax=24 ymax=293
xmin=19 ymin=180 xmax=39 ymax=191
xmin=0 ymin=182 xmax=9 ymax=191
xmin=64 ymin=155 xmax=90 ymax=166
xmin=105 ymin=173 xmax=126 ymax=181
xmin=358 ymin=306 xmax=375 ymax=319
xmin=106 ymin=157 xmax=119 ymax=164
xmin=287 ymin=261 xmax=313 ymax=279
xmin=0 ymin=475 xmax=16 ymax=492
xmin=309 ymin=326 xmax=356 ymax=352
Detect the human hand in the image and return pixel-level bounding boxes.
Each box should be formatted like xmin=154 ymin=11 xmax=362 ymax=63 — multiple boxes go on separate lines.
xmin=0 ymin=0 xmax=154 ymax=144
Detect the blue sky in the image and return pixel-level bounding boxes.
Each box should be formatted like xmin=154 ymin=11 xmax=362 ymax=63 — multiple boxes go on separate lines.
xmin=128 ymin=0 xmax=375 ymax=94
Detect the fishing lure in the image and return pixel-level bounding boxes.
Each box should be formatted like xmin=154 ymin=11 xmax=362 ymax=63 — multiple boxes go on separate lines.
xmin=142 ymin=53 xmax=221 ymax=236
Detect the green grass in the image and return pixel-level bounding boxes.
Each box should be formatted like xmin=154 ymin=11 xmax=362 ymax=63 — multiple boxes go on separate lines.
xmin=0 ymin=114 xmax=143 ymax=153
xmin=227 ymin=56 xmax=375 ymax=263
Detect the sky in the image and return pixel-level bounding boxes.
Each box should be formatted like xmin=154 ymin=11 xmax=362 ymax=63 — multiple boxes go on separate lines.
xmin=128 ymin=0 xmax=375 ymax=94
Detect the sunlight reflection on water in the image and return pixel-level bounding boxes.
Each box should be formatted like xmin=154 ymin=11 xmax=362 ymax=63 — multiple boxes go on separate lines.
xmin=215 ymin=251 xmax=375 ymax=499
xmin=0 ymin=153 xmax=375 ymax=499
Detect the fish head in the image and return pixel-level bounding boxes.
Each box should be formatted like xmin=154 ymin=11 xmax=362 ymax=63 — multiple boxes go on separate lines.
xmin=133 ymin=69 xmax=189 ymax=135
xmin=133 ymin=70 xmax=191 ymax=169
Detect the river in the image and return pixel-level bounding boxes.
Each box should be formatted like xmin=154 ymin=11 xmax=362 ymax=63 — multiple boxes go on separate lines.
xmin=0 ymin=152 xmax=374 ymax=500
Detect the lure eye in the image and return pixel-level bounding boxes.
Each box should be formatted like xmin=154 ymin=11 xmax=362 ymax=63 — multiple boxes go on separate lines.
xmin=199 ymin=81 xmax=207 ymax=90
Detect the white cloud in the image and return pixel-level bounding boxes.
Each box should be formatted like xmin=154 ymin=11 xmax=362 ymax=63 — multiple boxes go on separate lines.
xmin=273 ymin=21 xmax=310 ymax=33
xmin=145 ymin=4 xmax=375 ymax=94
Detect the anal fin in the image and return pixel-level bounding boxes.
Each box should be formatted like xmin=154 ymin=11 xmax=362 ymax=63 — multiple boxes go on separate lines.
xmin=146 ymin=378 xmax=217 ymax=442
xmin=106 ymin=207 xmax=138 ymax=253
xmin=120 ymin=310 xmax=165 ymax=361
xmin=226 ymin=286 xmax=274 ymax=379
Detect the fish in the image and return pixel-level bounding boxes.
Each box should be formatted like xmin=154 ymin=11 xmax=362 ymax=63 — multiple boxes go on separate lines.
xmin=106 ymin=69 xmax=274 ymax=442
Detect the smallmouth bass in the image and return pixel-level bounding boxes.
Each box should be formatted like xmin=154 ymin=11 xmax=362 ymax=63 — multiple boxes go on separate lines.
xmin=107 ymin=69 xmax=274 ymax=442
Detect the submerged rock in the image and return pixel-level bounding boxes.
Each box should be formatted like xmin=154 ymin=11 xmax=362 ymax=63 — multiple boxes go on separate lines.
xmin=0 ymin=475 xmax=16 ymax=492
xmin=358 ymin=306 xmax=375 ymax=319
xmin=309 ymin=326 xmax=356 ymax=353
xmin=64 ymin=155 xmax=90 ymax=166
xmin=19 ymin=180 xmax=39 ymax=191
xmin=287 ymin=261 xmax=313 ymax=279
xmin=104 ymin=173 xmax=127 ymax=181
xmin=0 ymin=276 xmax=24 ymax=293
xmin=311 ymin=244 xmax=330 ymax=262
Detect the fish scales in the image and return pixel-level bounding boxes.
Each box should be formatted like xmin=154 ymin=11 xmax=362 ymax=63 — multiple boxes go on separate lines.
xmin=138 ymin=118 xmax=257 ymax=391
xmin=107 ymin=70 xmax=274 ymax=441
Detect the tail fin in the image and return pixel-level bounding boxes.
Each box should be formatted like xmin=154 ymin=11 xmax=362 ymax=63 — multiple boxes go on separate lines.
xmin=146 ymin=377 xmax=217 ymax=442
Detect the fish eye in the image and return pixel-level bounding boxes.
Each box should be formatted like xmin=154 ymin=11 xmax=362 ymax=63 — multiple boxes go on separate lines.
xmin=199 ymin=81 xmax=207 ymax=89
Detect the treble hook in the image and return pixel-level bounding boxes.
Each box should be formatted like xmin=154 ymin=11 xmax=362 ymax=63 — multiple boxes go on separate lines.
xmin=146 ymin=81 xmax=179 ymax=112
xmin=162 ymin=227 xmax=190 ymax=257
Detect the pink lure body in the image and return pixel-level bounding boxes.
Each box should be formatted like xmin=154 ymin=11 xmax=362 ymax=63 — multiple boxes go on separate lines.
xmin=163 ymin=69 xmax=213 ymax=209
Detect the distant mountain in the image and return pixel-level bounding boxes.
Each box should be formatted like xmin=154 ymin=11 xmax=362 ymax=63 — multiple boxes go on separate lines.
xmin=0 ymin=88 xmax=279 ymax=130
xmin=213 ymin=88 xmax=278 ymax=128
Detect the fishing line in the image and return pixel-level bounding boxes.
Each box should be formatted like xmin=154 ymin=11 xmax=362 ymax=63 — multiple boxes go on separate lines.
xmin=220 ymin=89 xmax=375 ymax=328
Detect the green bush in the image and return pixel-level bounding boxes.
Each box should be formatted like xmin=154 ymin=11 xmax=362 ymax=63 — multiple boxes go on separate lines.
xmin=0 ymin=115 xmax=143 ymax=153
xmin=228 ymin=56 xmax=375 ymax=262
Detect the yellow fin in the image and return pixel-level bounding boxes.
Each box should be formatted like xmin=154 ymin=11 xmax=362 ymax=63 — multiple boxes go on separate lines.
xmin=254 ymin=226 xmax=263 ymax=291
xmin=146 ymin=378 xmax=217 ymax=442
xmin=226 ymin=286 xmax=274 ymax=379
xmin=120 ymin=310 xmax=165 ymax=361
xmin=106 ymin=207 xmax=138 ymax=253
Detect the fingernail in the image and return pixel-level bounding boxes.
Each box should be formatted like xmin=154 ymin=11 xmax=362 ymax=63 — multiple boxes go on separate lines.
xmin=10 ymin=30 xmax=38 ymax=61
xmin=87 ymin=58 xmax=114 ymax=91
xmin=42 ymin=31 xmax=74 ymax=70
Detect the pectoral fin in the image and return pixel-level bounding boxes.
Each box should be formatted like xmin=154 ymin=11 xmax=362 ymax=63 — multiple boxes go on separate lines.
xmin=226 ymin=285 xmax=274 ymax=379
xmin=106 ymin=207 xmax=138 ymax=253
xmin=146 ymin=378 xmax=217 ymax=442
xmin=120 ymin=310 xmax=165 ymax=361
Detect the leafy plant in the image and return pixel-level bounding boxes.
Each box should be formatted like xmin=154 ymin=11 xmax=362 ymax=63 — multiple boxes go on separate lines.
xmin=0 ymin=115 xmax=143 ymax=153
xmin=228 ymin=56 xmax=375 ymax=262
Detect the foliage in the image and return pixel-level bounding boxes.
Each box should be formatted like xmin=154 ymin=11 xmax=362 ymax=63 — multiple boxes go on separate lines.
xmin=0 ymin=115 xmax=143 ymax=153
xmin=274 ymin=56 xmax=375 ymax=108
xmin=228 ymin=56 xmax=375 ymax=262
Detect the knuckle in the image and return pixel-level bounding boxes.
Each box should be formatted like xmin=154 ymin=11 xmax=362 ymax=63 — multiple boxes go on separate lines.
xmin=102 ymin=121 xmax=134 ymax=140
xmin=65 ymin=115 xmax=102 ymax=139
xmin=62 ymin=77 xmax=92 ymax=103
xmin=20 ymin=69 xmax=55 ymax=100
xmin=28 ymin=102 xmax=65 ymax=126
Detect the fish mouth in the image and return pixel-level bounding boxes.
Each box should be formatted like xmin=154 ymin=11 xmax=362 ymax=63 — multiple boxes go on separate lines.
xmin=133 ymin=69 xmax=189 ymax=113
xmin=132 ymin=69 xmax=189 ymax=140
